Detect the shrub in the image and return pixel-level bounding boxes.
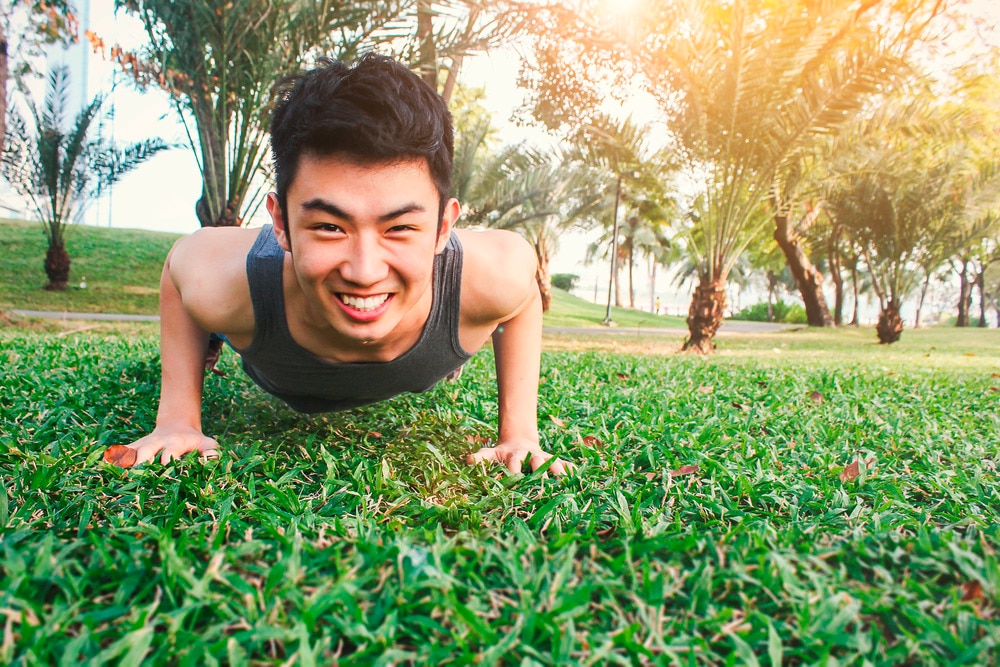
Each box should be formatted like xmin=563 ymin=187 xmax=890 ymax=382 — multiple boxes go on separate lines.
xmin=732 ymin=300 xmax=808 ymax=323
xmin=551 ymin=273 xmax=580 ymax=291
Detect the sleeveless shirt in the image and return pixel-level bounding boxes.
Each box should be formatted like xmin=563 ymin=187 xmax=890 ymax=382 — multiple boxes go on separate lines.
xmin=231 ymin=224 xmax=471 ymax=413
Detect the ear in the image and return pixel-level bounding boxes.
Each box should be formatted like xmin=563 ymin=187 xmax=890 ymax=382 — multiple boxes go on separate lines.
xmin=266 ymin=192 xmax=292 ymax=252
xmin=435 ymin=198 xmax=461 ymax=254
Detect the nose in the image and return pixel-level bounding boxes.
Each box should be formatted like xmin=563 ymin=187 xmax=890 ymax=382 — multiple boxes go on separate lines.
xmin=339 ymin=232 xmax=389 ymax=286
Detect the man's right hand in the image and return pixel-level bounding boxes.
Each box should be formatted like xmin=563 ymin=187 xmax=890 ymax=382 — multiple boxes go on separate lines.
xmin=104 ymin=426 xmax=219 ymax=467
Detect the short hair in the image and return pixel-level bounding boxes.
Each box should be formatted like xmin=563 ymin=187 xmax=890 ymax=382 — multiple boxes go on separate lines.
xmin=269 ymin=53 xmax=454 ymax=218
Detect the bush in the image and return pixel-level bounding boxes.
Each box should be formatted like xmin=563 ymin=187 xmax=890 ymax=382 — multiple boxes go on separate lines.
xmin=732 ymin=300 xmax=808 ymax=324
xmin=551 ymin=273 xmax=580 ymax=291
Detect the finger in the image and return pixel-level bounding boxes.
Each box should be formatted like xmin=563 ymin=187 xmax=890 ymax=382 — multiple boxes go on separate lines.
xmin=505 ymin=450 xmax=528 ymax=475
xmin=466 ymin=447 xmax=499 ymax=466
xmin=160 ymin=437 xmax=219 ymax=465
xmin=132 ymin=439 xmax=166 ymax=466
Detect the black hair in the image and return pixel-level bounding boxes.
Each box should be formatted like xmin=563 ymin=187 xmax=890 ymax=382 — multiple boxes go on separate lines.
xmin=269 ymin=53 xmax=454 ymax=219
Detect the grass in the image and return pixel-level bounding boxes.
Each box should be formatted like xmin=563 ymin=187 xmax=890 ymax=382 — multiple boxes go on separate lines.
xmin=1 ymin=321 xmax=998 ymax=664
xmin=0 ymin=218 xmax=179 ymax=314
xmin=2 ymin=221 xmax=999 ymax=664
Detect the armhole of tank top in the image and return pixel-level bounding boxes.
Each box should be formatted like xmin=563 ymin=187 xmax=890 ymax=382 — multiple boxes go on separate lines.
xmin=241 ymin=225 xmax=282 ymax=356
xmin=445 ymin=233 xmax=472 ymax=359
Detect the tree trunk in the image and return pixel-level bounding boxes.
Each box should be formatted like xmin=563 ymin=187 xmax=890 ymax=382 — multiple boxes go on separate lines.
xmin=977 ymin=270 xmax=987 ymax=328
xmin=849 ymin=262 xmax=860 ymax=326
xmin=418 ymin=0 xmax=437 ymax=89
xmin=649 ymin=258 xmax=656 ymax=313
xmin=914 ymin=271 xmax=932 ymax=328
xmin=773 ymin=209 xmax=833 ymax=327
xmin=535 ymin=252 xmax=552 ymax=313
xmin=44 ymin=242 xmax=71 ymax=291
xmin=1 ymin=21 xmax=8 ymax=163
xmin=628 ymin=252 xmax=635 ymax=308
xmin=683 ymin=278 xmax=726 ymax=354
xmin=828 ymin=223 xmax=844 ymax=326
xmin=956 ymin=259 xmax=971 ymax=327
xmin=766 ymin=270 xmax=775 ymax=322
xmin=876 ymin=299 xmax=903 ymax=344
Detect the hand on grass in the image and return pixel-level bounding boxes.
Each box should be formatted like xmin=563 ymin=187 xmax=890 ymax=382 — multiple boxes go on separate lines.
xmin=466 ymin=437 xmax=574 ymax=476
xmin=104 ymin=425 xmax=219 ymax=467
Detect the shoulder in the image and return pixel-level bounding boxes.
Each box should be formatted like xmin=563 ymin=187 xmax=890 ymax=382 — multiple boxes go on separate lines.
xmin=456 ymin=228 xmax=538 ymax=323
xmin=167 ymin=226 xmax=263 ymax=333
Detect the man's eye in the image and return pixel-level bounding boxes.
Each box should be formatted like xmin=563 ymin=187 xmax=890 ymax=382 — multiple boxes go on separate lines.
xmin=317 ymin=223 xmax=343 ymax=233
xmin=388 ymin=225 xmax=414 ymax=233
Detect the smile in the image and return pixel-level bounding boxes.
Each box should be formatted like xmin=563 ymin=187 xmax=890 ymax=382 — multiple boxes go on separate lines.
xmin=338 ymin=293 xmax=391 ymax=312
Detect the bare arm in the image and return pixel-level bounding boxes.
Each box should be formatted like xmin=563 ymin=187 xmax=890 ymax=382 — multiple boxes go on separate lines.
xmin=111 ymin=243 xmax=220 ymax=465
xmin=465 ymin=248 xmax=572 ymax=475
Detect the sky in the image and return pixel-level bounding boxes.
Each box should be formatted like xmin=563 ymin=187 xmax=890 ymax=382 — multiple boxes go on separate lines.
xmin=3 ymin=0 xmax=999 ymax=316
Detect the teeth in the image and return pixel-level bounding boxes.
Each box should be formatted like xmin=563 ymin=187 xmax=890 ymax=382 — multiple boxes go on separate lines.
xmin=340 ymin=294 xmax=389 ymax=311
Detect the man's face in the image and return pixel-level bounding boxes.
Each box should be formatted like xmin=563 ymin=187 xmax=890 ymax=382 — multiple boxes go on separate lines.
xmin=268 ymin=153 xmax=459 ymax=348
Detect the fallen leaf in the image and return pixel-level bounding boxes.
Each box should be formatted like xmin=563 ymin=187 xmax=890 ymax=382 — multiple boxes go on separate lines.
xmin=992 ymin=373 xmax=1000 ymax=378
xmin=549 ymin=415 xmax=566 ymax=428
xmin=990 ymin=387 xmax=999 ymax=392
xmin=103 ymin=445 xmax=137 ymax=468
xmin=696 ymin=385 xmax=713 ymax=394
xmin=582 ymin=435 xmax=605 ymax=449
xmin=643 ymin=471 xmax=656 ymax=480
xmin=840 ymin=457 xmax=876 ymax=482
xmin=367 ymin=431 xmax=383 ymax=438
xmin=465 ymin=434 xmax=488 ymax=445
xmin=731 ymin=401 xmax=749 ymax=411
xmin=809 ymin=391 xmax=824 ymax=403
xmin=669 ymin=464 xmax=700 ymax=477
xmin=961 ymin=580 xmax=985 ymax=602
xmin=616 ymin=373 xmax=630 ymax=380
xmin=965 ymin=353 xmax=975 ymax=357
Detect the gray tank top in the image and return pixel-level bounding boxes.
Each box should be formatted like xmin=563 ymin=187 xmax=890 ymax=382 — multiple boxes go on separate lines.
xmin=233 ymin=225 xmax=471 ymax=413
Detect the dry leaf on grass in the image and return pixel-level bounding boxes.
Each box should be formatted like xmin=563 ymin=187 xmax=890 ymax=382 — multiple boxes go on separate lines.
xmin=840 ymin=457 xmax=876 ymax=482
xmin=103 ymin=445 xmax=137 ymax=468
xmin=549 ymin=415 xmax=566 ymax=428
xmin=696 ymin=385 xmax=713 ymax=394
xmin=582 ymin=435 xmax=605 ymax=449
xmin=810 ymin=391 xmax=824 ymax=403
xmin=961 ymin=580 xmax=985 ymax=602
xmin=669 ymin=464 xmax=700 ymax=478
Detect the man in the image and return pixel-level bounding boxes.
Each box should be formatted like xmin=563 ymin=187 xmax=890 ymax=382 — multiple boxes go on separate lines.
xmin=105 ymin=53 xmax=571 ymax=476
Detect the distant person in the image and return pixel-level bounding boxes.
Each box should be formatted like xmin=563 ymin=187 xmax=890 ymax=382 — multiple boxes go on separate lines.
xmin=105 ymin=53 xmax=571 ymax=476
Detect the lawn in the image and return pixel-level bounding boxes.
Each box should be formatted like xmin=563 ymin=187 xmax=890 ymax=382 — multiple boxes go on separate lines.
xmin=1 ymin=319 xmax=998 ymax=665
xmin=0 ymin=218 xmax=179 ymax=315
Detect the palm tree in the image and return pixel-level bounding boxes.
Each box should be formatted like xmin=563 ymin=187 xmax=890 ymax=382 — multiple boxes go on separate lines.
xmin=520 ymin=0 xmax=945 ymax=350
xmin=2 ymin=65 xmax=168 ymax=290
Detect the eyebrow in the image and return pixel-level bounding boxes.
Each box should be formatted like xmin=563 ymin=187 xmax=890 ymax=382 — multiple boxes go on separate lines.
xmin=300 ymin=198 xmax=426 ymax=223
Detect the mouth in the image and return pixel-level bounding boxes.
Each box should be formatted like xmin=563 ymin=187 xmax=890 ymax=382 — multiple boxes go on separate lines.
xmin=336 ymin=292 xmax=393 ymax=321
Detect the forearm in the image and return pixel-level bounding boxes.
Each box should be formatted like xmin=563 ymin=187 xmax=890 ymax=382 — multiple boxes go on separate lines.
xmin=155 ymin=260 xmax=210 ymax=431
xmin=492 ymin=288 xmax=542 ymax=442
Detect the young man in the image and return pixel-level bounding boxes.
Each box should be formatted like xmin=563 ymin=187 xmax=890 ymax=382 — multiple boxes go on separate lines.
xmin=106 ymin=53 xmax=570 ymax=476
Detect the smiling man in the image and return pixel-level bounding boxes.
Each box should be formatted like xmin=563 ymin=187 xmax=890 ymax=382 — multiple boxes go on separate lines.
xmin=108 ymin=53 xmax=571 ymax=476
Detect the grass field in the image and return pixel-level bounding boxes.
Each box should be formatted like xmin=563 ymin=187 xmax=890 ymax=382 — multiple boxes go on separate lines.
xmin=1 ymin=222 xmax=999 ymax=664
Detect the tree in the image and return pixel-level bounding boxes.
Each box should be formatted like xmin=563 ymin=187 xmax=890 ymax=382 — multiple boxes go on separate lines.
xmin=2 ymin=65 xmax=168 ymax=289
xmin=520 ymin=0 xmax=949 ymax=352
xmin=823 ymin=126 xmax=986 ymax=343
xmin=1 ymin=0 xmax=78 ymax=162
xmin=110 ymin=0 xmax=410 ymax=228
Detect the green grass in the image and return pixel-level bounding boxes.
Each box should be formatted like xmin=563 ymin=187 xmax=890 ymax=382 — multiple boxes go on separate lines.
xmin=0 ymin=218 xmax=180 ymax=314
xmin=1 ymin=323 xmax=998 ymax=665
xmin=543 ymin=289 xmax=687 ymax=330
